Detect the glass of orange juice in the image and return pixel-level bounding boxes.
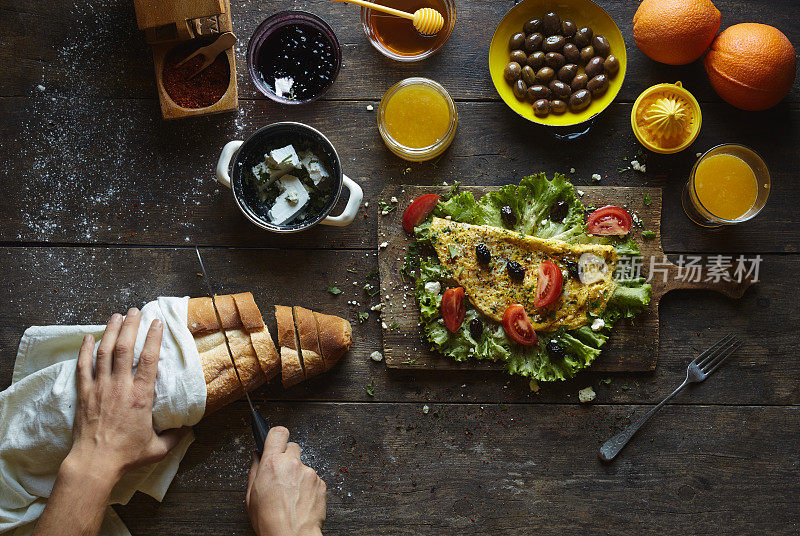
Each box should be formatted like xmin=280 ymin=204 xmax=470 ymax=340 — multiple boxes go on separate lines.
xmin=682 ymin=144 xmax=770 ymax=227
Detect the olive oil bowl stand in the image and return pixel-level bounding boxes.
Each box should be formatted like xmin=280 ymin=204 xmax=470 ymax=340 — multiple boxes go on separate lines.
xmin=133 ymin=0 xmax=238 ymax=119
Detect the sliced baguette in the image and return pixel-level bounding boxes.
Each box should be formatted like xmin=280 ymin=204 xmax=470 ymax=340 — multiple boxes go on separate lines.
xmin=313 ymin=311 xmax=352 ymax=371
xmin=249 ymin=327 xmax=280 ymax=381
xmin=293 ymin=306 xmax=325 ymax=379
xmin=275 ymin=305 xmax=305 ymax=388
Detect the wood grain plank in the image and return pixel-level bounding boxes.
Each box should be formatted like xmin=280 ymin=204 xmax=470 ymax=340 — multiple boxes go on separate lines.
xmin=2 ymin=0 xmax=799 ymax=104
xmin=0 ymin=246 xmax=795 ymax=405
xmin=378 ymin=185 xmax=753 ymax=372
xmin=115 ymin=402 xmax=800 ymax=535
xmin=0 ymin=98 xmax=797 ymax=252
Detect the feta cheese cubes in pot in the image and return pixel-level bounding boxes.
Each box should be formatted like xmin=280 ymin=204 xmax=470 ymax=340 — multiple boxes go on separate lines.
xmin=249 ymin=144 xmax=333 ymax=226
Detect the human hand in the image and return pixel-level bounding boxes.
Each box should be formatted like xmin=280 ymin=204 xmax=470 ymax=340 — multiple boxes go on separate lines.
xmin=65 ymin=309 xmax=191 ymax=483
xmin=246 ymin=426 xmax=327 ymax=536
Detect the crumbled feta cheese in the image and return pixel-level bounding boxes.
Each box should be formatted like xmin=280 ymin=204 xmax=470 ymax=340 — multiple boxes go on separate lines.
xmin=422 ymin=405 xmax=430 ymax=414
xmin=390 ymin=196 xmax=398 ymax=203
xmin=569 ymin=167 xmax=576 ymax=174
xmin=631 ymin=160 xmax=647 ymax=173
xmin=578 ymin=386 xmax=596 ymax=403
xmin=381 ymin=321 xmax=388 ymax=329
xmin=424 ymin=281 xmax=441 ymax=294
xmin=268 ymin=175 xmax=310 ymax=224
xmin=370 ymin=351 xmax=384 ymax=362
xmin=366 ymin=104 xmax=374 ymax=111
xmin=577 ymin=189 xmax=584 ymax=197
xmin=591 ymin=173 xmax=602 ymax=182
xmin=696 ymin=152 xmax=702 ymax=158
xmin=274 ymin=77 xmax=294 ymax=98
xmin=378 ymin=241 xmax=388 ymax=249
xmin=591 ymin=318 xmax=605 ymax=331
xmin=268 ymin=145 xmax=300 ymax=170
xmin=370 ymin=303 xmax=382 ymax=311
xmin=36 ymin=84 xmax=46 ymax=92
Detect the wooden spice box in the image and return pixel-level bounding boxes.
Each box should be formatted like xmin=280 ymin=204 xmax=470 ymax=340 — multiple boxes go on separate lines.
xmin=133 ymin=0 xmax=238 ymax=119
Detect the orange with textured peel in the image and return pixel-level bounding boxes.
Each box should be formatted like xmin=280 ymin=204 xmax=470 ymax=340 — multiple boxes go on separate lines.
xmin=704 ymin=23 xmax=797 ymax=111
xmin=633 ymin=0 xmax=721 ymax=65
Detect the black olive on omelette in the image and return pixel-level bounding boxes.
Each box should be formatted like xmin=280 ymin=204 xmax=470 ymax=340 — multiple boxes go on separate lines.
xmin=429 ymin=217 xmax=617 ymax=331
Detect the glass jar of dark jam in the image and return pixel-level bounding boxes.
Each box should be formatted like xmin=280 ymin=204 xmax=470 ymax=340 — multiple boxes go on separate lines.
xmin=247 ymin=11 xmax=342 ymax=104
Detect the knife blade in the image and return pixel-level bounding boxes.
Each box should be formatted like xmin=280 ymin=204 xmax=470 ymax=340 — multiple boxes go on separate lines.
xmin=194 ymin=247 xmax=270 ymax=455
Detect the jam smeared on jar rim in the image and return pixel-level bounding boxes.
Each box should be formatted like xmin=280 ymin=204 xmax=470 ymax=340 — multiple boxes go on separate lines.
xmin=256 ymin=23 xmax=337 ymax=101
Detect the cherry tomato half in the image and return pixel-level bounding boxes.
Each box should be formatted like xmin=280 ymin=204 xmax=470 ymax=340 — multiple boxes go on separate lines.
xmin=586 ymin=205 xmax=632 ymax=236
xmin=402 ymin=194 xmax=440 ymax=234
xmin=441 ymin=287 xmax=466 ymax=333
xmin=534 ymin=260 xmax=564 ymax=308
xmin=502 ymin=304 xmax=538 ymax=346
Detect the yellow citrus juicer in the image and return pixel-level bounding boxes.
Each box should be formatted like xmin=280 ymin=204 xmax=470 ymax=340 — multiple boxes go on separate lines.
xmin=632 ymin=81 xmax=702 ymax=154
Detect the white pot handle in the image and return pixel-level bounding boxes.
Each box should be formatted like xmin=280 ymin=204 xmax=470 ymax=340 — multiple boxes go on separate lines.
xmin=215 ymin=140 xmax=244 ymax=189
xmin=320 ymin=175 xmax=363 ymax=227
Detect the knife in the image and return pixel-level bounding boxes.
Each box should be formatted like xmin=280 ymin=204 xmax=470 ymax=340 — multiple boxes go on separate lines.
xmin=194 ymin=247 xmax=270 ymax=456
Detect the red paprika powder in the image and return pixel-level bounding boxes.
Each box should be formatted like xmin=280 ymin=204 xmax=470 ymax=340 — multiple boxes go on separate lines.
xmin=162 ymin=42 xmax=230 ymax=109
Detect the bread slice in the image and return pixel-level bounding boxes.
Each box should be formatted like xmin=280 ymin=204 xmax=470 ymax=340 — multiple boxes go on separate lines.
xmin=188 ymin=295 xmax=240 ymax=334
xmin=313 ymin=311 xmax=352 ymax=371
xmin=232 ymin=292 xmax=266 ymax=332
xmin=293 ymin=306 xmax=325 ymax=379
xmin=275 ymin=305 xmax=304 ymax=388
xmin=249 ymin=327 xmax=280 ymax=381
xmin=197 ymin=329 xmax=266 ymax=416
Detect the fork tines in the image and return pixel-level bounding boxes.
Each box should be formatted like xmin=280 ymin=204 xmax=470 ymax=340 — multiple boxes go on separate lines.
xmin=695 ymin=333 xmax=742 ymax=375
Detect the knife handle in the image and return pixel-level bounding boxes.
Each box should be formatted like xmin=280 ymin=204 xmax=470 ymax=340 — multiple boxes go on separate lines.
xmin=252 ymin=410 xmax=270 ymax=457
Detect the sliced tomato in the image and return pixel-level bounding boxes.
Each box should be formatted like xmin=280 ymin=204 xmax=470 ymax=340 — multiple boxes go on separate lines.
xmin=586 ymin=205 xmax=632 ymax=236
xmin=441 ymin=287 xmax=466 ymax=333
xmin=502 ymin=304 xmax=538 ymax=346
xmin=534 ymin=260 xmax=564 ymax=308
xmin=402 ymin=194 xmax=440 ymax=234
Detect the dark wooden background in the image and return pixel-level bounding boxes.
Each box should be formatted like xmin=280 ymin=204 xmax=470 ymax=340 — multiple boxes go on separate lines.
xmin=1 ymin=0 xmax=798 ymax=534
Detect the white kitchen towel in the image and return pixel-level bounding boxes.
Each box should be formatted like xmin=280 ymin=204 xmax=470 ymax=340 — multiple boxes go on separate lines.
xmin=0 ymin=296 xmax=207 ymax=536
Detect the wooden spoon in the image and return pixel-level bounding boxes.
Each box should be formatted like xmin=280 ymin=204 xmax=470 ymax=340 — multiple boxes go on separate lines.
xmin=331 ymin=0 xmax=444 ymax=35
xmin=177 ymin=32 xmax=238 ymax=80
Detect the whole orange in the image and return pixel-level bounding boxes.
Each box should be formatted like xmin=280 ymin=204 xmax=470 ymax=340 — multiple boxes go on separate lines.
xmin=704 ymin=23 xmax=797 ymax=111
xmin=633 ymin=0 xmax=721 ymax=65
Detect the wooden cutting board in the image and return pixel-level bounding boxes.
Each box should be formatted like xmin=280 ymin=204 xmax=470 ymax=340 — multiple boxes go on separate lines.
xmin=377 ymin=185 xmax=754 ymax=372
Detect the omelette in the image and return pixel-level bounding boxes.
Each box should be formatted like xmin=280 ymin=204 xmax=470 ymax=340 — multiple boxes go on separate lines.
xmin=429 ymin=217 xmax=618 ymax=331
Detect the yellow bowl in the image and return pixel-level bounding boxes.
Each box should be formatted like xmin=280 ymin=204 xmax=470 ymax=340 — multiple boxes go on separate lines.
xmin=489 ymin=0 xmax=627 ymax=127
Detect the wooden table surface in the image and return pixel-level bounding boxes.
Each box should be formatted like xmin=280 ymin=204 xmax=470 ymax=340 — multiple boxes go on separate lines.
xmin=1 ymin=0 xmax=798 ymax=534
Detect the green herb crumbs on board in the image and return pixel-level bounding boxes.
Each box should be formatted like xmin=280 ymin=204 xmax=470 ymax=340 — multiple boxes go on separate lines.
xmin=378 ymin=201 xmax=396 ymax=215
xmin=364 ymin=284 xmax=380 ymax=297
xmin=358 ymin=312 xmax=369 ymax=323
xmin=642 ymin=230 xmax=656 ymax=239
xmin=389 ymin=321 xmax=399 ymax=330
xmin=401 ymin=357 xmax=419 ymax=365
xmin=401 ymin=242 xmax=421 ymax=278
xmin=643 ymin=193 xmax=652 ymax=206
xmin=347 ymin=267 xmax=357 ymax=273
xmin=366 ymin=382 xmax=375 ymax=396
xmin=366 ymin=269 xmax=378 ymax=279
xmin=600 ymin=378 xmax=612 ymax=385
xmin=327 ymin=284 xmax=342 ymax=295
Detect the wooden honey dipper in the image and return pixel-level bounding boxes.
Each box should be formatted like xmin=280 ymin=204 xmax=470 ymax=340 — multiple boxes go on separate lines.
xmin=331 ymin=0 xmax=444 ymax=35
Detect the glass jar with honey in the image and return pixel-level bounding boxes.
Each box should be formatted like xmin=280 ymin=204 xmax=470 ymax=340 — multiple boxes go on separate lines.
xmin=378 ymin=77 xmax=457 ymax=161
xmin=361 ymin=0 xmax=455 ymax=61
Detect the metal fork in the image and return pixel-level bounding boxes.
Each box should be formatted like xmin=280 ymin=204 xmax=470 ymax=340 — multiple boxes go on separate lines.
xmin=598 ymin=334 xmax=742 ymax=462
